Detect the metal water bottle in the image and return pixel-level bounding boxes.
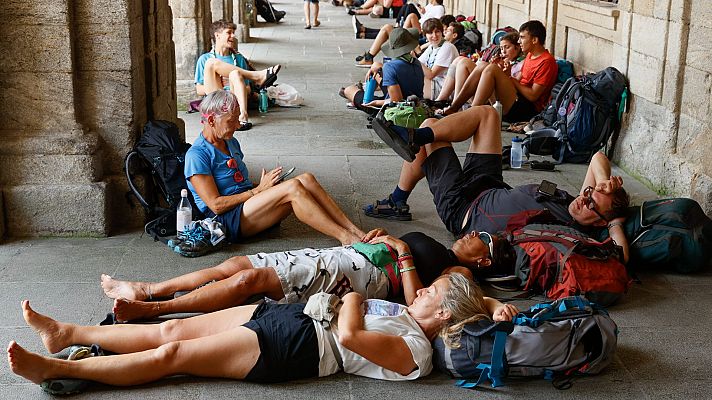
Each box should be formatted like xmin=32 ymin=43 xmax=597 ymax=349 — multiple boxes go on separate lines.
xmin=363 ymin=77 xmax=377 ymax=104
xmin=258 ymin=89 xmax=269 ymax=113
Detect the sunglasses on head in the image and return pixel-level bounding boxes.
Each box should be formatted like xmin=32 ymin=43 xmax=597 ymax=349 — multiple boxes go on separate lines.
xmin=226 ymin=158 xmax=244 ymax=183
xmin=583 ymin=186 xmax=609 ymax=222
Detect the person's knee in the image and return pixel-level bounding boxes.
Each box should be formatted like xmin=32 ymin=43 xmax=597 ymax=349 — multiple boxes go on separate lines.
xmin=284 ymin=178 xmax=308 ymax=199
xmin=228 ymin=70 xmax=241 ymax=81
xmin=159 ymin=320 xmax=184 ymax=343
xmin=230 ymin=268 xmax=266 ymax=293
xmin=153 ymin=341 xmax=181 ymax=365
xmin=205 ymin=58 xmax=219 ymax=70
xmin=420 ymin=117 xmax=438 ymax=128
xmin=295 ymin=172 xmax=318 ymax=187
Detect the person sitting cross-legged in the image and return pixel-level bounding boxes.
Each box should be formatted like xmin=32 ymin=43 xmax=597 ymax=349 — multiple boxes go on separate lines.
xmin=366 ymin=106 xmax=631 ymax=263
xmin=9 ymin=274 xmax=519 ymax=389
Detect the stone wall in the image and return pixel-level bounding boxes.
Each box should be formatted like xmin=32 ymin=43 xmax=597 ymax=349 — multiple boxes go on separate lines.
xmin=447 ymin=0 xmax=712 ymax=214
xmin=171 ymin=0 xmax=212 ymax=108
xmin=0 ymin=0 xmax=179 ymax=237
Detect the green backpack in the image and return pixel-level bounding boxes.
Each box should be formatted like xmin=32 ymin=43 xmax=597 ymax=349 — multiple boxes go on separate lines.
xmin=607 ymin=198 xmax=712 ymax=273
xmin=383 ymin=101 xmax=432 ymax=129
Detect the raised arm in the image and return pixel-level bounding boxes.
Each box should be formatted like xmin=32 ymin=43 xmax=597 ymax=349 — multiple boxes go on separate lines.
xmin=581 ymin=153 xmax=630 ymax=263
xmin=337 ymin=292 xmax=418 ymax=376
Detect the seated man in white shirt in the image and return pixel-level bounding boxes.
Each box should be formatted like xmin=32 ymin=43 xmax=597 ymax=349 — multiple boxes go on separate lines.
xmin=417 ymin=18 xmax=459 ymax=99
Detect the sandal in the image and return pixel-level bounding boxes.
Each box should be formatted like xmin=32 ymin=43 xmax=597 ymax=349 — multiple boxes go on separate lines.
xmin=371 ymin=116 xmax=419 ymax=162
xmin=259 ymin=65 xmax=281 ymax=90
xmin=236 ymin=121 xmax=253 ymax=131
xmin=363 ymin=195 xmax=412 ymax=221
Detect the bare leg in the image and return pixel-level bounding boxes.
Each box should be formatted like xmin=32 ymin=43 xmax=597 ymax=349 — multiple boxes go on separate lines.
xmin=368 ymin=24 xmax=395 ymax=57
xmin=204 ymin=58 xmax=274 ymax=93
xmin=293 ymin=173 xmax=364 ymax=238
xmin=101 ymin=256 xmax=253 ymax=301
xmin=22 ymin=300 xmax=258 ymax=354
xmin=396 ymin=149 xmax=428 ymax=191
xmin=402 ymin=13 xmax=420 ymax=31
xmin=471 ymin=63 xmax=518 ymax=113
xmin=8 ymin=327 xmax=260 ymax=385
xmin=343 ymin=83 xmax=363 ymax=103
xmin=112 ymin=268 xmax=284 ymax=321
xmin=425 ymin=106 xmax=502 ymax=150
xmin=240 ymin=174 xmax=363 ymax=244
xmin=228 ymin=70 xmax=250 ymax=123
xmin=313 ymin=2 xmax=320 ymax=25
xmin=304 ymin=1 xmax=311 ymax=27
xmin=446 ymin=61 xmax=489 ymax=114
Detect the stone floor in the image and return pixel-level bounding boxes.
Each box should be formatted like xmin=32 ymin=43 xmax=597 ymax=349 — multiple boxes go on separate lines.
xmin=1 ymin=1 xmax=711 ymax=398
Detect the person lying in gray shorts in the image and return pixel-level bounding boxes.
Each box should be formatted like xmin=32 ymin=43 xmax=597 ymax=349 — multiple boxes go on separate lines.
xmin=100 ymin=227 xmax=513 ymax=321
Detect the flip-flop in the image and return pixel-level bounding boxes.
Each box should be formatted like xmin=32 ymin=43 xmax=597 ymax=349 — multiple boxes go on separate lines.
xmin=259 ymin=65 xmax=281 ymax=90
xmin=236 ymin=121 xmax=253 ymax=131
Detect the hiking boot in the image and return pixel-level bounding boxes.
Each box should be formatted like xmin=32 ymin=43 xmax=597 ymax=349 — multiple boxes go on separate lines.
xmin=363 ymin=195 xmax=412 ymax=221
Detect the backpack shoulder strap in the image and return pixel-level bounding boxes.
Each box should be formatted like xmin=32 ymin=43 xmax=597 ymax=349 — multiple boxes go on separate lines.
xmin=455 ymin=322 xmax=512 ymax=389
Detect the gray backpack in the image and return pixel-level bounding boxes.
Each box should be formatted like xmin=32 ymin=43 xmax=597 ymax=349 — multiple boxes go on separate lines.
xmin=433 ymin=296 xmax=618 ymax=389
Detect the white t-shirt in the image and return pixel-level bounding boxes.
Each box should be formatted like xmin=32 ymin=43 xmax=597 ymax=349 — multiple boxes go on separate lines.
xmin=420 ymin=4 xmax=445 ymax=24
xmin=313 ymin=299 xmax=433 ymax=381
xmin=418 ymin=41 xmax=459 ymax=88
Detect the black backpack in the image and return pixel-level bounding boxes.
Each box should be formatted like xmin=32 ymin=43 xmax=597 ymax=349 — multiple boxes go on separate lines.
xmin=124 ymin=120 xmax=195 ymax=242
xmin=524 ymin=67 xmax=628 ymax=163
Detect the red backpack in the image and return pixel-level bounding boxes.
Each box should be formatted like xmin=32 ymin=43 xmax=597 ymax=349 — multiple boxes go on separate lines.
xmin=504 ymin=211 xmax=632 ymax=306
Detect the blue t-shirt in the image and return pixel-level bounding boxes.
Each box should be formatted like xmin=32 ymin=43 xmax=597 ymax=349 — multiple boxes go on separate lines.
xmin=184 ymin=134 xmax=253 ymax=213
xmin=381 ymin=58 xmax=424 ymax=99
xmin=194 ymin=51 xmax=251 ymax=88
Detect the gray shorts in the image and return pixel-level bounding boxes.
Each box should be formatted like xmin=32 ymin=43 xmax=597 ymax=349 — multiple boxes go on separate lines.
xmin=247 ymin=246 xmax=389 ymax=303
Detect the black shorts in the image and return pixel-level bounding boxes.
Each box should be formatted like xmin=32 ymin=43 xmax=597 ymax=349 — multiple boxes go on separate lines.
xmin=243 ymin=303 xmax=320 ymax=383
xmin=422 ymin=147 xmax=510 ymax=235
xmin=503 ymin=96 xmax=538 ymax=123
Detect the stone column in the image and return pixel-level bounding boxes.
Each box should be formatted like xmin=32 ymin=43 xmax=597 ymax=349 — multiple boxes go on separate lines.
xmin=0 ymin=0 xmax=180 ymax=237
xmin=234 ymin=0 xmax=252 ymax=42
xmin=0 ymin=0 xmax=107 ymax=236
xmin=171 ymin=0 xmax=213 ymax=108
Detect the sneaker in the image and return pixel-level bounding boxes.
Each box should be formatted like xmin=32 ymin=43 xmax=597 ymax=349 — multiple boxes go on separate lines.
xmin=167 ymin=221 xmax=199 ymax=249
xmin=173 ymin=219 xmax=226 ymax=257
xmin=355 ymin=58 xmax=373 ymax=68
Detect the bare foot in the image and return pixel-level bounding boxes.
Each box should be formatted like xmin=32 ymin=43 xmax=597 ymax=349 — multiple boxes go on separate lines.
xmin=22 ymin=301 xmax=69 ymax=354
xmin=113 ymin=298 xmax=161 ymax=322
xmin=256 ymin=64 xmax=281 ymax=87
xmin=7 ymin=341 xmax=54 ymax=384
xmin=340 ymin=232 xmax=363 ymax=246
xmin=100 ymin=274 xmax=150 ymax=301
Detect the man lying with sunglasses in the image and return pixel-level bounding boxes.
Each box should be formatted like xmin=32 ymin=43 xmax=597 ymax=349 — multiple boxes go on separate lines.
xmin=365 ymin=105 xmax=631 ymax=262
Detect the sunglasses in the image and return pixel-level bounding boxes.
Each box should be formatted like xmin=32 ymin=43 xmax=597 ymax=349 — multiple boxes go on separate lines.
xmin=582 ymin=186 xmax=609 ymax=222
xmin=226 ymin=158 xmax=245 ymax=183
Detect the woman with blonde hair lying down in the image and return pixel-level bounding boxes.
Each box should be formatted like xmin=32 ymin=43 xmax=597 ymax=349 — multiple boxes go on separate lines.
xmin=8 ymin=273 xmax=518 ymax=388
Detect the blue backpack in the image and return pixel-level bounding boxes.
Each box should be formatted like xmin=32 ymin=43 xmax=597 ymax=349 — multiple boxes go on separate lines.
xmin=433 ymin=297 xmax=618 ymax=389
xmin=524 ymin=67 xmax=628 ymax=163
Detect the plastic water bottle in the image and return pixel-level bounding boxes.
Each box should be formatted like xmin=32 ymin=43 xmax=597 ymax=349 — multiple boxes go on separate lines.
xmin=510 ymin=136 xmax=523 ymax=169
xmin=493 ymin=100 xmax=503 ymax=123
xmin=176 ymin=189 xmax=192 ymax=232
xmin=258 ymin=89 xmax=269 ymax=113
xmin=363 ymin=77 xmax=377 ymax=104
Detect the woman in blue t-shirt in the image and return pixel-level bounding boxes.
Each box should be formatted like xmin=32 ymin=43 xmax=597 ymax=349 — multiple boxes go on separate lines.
xmin=184 ymin=91 xmax=367 ymax=251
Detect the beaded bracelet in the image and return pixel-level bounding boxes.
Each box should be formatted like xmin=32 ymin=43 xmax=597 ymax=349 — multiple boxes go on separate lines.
xmin=399 ymin=266 xmax=417 ymax=273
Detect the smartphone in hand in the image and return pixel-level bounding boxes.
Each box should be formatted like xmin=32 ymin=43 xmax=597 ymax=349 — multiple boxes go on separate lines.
xmin=277 ymin=167 xmax=296 ymax=182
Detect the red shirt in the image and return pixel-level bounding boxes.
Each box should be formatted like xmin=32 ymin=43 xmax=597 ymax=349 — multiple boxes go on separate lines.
xmin=519 ymin=50 xmax=557 ymax=111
